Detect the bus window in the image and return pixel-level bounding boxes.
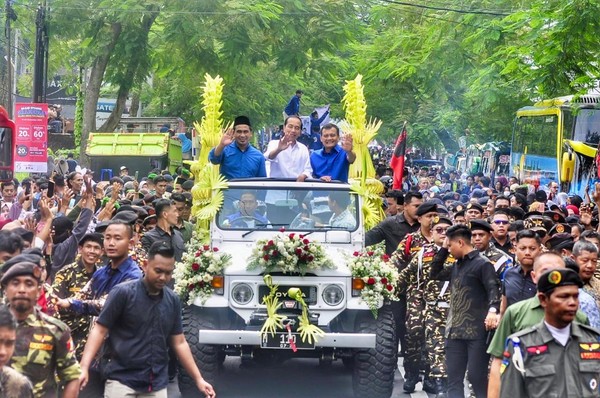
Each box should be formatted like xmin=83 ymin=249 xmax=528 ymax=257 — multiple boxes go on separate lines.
xmin=572 ymin=108 xmax=600 ymax=146
xmin=513 ymin=115 xmax=558 ymax=157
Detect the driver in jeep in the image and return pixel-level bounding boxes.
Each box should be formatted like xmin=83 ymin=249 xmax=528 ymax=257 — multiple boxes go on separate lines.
xmin=224 ymin=191 xmax=270 ymax=228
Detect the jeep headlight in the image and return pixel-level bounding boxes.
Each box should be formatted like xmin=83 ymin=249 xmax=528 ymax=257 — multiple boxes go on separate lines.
xmin=322 ymin=284 xmax=344 ymax=306
xmin=232 ymin=283 xmax=254 ymax=305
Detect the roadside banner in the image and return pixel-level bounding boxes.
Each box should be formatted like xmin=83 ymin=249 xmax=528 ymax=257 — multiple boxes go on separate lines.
xmin=14 ymin=103 xmax=48 ymax=173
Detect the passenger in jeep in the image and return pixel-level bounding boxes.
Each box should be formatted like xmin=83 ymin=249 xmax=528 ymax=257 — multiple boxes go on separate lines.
xmin=327 ymin=191 xmax=356 ymax=229
xmin=224 ymin=191 xmax=270 ymax=228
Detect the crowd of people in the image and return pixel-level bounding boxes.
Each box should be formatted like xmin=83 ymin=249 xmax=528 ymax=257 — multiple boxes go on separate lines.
xmin=0 ymin=108 xmax=597 ymax=398
xmin=367 ymin=165 xmax=600 ymax=397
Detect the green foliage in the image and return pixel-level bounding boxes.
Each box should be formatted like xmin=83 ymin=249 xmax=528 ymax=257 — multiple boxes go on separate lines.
xmin=9 ymin=0 xmax=600 ymax=156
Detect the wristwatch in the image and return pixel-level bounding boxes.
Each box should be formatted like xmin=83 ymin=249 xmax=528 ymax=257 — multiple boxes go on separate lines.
xmin=488 ymin=307 xmax=498 ymax=314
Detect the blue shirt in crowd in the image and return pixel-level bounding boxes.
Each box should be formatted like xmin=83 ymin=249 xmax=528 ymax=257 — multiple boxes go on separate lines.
xmin=208 ymin=142 xmax=266 ymax=180
xmin=69 ymin=256 xmax=142 ymax=316
xmin=284 ymin=95 xmax=300 ymax=116
xmin=310 ymin=145 xmax=350 ymax=183
xmin=177 ymin=133 xmax=192 ymax=153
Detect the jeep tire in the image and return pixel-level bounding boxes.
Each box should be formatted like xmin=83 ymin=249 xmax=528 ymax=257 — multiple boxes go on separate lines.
xmin=352 ymin=306 xmax=397 ymax=398
xmin=179 ymin=306 xmax=221 ymax=396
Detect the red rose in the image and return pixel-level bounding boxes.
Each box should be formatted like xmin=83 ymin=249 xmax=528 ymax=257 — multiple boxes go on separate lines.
xmin=295 ymin=248 xmax=303 ymax=255
xmin=188 ymin=284 xmax=195 ymax=291
xmin=299 ymin=234 xmax=304 ymax=239
xmin=289 ymin=233 xmax=295 ymax=239
xmin=264 ymin=255 xmax=270 ymax=261
xmin=213 ymin=247 xmax=219 ymax=252
xmin=268 ymin=240 xmax=274 ymax=246
xmin=353 ymin=251 xmax=360 ymax=257
xmin=381 ymin=277 xmax=388 ymax=285
xmin=272 ymin=250 xmax=279 ymax=257
xmin=197 ymin=281 xmax=205 ymax=288
xmin=382 ymin=254 xmax=390 ymax=261
xmin=367 ymin=277 xmax=376 ymax=285
xmin=203 ymin=245 xmax=210 ymax=251
xmin=279 ymin=227 xmax=286 ymax=232
xmin=196 ymin=250 xmax=202 ymax=256
xmin=386 ymin=284 xmax=393 ymax=291
xmin=303 ymin=239 xmax=310 ymax=244
xmin=307 ymin=255 xmax=314 ymax=262
xmin=367 ymin=251 xmax=374 ymax=256
xmin=192 ymin=263 xmax=200 ymax=271
xmin=263 ymin=245 xmax=269 ymax=251
xmin=304 ymin=246 xmax=309 ymax=251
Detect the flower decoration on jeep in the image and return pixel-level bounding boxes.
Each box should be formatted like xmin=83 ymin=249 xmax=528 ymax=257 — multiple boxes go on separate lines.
xmin=174 ymin=232 xmax=232 ymax=306
xmin=348 ymin=244 xmax=399 ymax=318
xmin=247 ymin=230 xmax=335 ymax=275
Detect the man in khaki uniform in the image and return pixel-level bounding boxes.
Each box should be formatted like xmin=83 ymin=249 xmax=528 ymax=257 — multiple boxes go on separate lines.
xmin=500 ymin=268 xmax=600 ymax=398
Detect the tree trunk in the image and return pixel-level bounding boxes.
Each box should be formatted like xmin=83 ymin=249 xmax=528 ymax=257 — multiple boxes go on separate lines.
xmin=97 ymin=12 xmax=157 ymax=134
xmin=129 ymin=90 xmax=140 ymax=117
xmin=79 ymin=22 xmax=122 ymax=163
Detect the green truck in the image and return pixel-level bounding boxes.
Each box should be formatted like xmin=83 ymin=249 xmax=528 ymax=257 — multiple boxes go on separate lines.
xmin=85 ymin=132 xmax=182 ymax=179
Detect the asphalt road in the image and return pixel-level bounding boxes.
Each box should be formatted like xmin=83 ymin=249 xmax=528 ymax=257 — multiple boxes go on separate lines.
xmin=168 ymin=357 xmax=435 ymax=398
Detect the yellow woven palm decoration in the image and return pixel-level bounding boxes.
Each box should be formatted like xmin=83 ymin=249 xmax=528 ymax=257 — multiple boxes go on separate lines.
xmin=190 ymin=74 xmax=230 ymax=239
xmin=341 ymin=75 xmax=385 ymax=230
xmin=341 ymin=75 xmax=383 ymax=182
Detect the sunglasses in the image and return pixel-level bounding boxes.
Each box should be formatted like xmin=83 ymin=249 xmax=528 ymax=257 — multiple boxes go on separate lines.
xmin=493 ymin=220 xmax=510 ymax=225
xmin=433 ymin=227 xmax=449 ymax=234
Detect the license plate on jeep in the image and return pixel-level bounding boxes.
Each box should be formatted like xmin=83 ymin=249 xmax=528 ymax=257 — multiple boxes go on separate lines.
xmin=258 ymin=285 xmax=317 ymax=305
xmin=260 ymin=332 xmax=315 ymax=350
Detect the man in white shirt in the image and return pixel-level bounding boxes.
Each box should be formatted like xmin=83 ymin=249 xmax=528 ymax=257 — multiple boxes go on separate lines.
xmin=264 ymin=116 xmax=313 ymax=224
xmin=265 ymin=116 xmax=312 ymax=180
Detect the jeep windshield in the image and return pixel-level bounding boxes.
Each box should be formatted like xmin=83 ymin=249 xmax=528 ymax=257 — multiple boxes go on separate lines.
xmin=217 ymin=187 xmax=359 ymax=232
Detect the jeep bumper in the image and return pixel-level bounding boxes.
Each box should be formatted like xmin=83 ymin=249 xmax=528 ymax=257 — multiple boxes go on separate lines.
xmin=198 ymin=330 xmax=376 ymax=348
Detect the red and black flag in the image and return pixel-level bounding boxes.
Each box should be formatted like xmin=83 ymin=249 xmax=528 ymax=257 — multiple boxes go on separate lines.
xmin=390 ymin=121 xmax=408 ymax=189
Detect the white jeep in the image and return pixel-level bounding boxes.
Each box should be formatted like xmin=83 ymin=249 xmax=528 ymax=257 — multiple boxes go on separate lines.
xmin=179 ymin=179 xmax=396 ymax=398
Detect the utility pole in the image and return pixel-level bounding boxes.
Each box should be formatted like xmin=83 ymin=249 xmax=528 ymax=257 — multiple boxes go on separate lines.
xmin=4 ymin=0 xmax=16 ymax=117
xmin=32 ymin=0 xmax=47 ymax=103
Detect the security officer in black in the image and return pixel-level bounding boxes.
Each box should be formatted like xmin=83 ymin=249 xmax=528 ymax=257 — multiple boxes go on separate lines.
xmin=500 ymin=268 xmax=600 ymax=398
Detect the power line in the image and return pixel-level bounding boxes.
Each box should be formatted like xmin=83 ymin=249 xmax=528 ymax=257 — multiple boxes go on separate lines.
xmin=377 ymin=0 xmax=511 ymax=17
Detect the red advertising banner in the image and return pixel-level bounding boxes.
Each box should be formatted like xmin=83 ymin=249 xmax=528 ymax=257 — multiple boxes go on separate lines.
xmin=14 ymin=103 xmax=48 ymax=173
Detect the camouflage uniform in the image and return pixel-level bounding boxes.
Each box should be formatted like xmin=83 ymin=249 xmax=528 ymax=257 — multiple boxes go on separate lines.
xmin=0 ymin=366 xmax=34 ymax=398
xmin=393 ymin=230 xmax=432 ymax=272
xmin=52 ymin=259 xmax=97 ymax=359
xmin=423 ymin=249 xmax=456 ymax=381
xmin=481 ymin=243 xmax=512 ymax=286
xmin=395 ymin=233 xmax=434 ymax=377
xmin=9 ymin=308 xmax=81 ymax=398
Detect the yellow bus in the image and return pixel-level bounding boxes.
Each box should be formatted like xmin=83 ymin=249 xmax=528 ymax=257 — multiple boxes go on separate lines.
xmin=512 ymin=94 xmax=600 ymax=194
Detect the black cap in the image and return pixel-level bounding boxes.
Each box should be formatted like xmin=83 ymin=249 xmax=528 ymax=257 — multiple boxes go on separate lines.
xmin=548 ymin=223 xmax=572 ymax=237
xmin=469 ymin=219 xmax=493 ymax=233
xmin=437 ymin=206 xmax=449 ymax=215
xmin=544 ymin=211 xmax=565 ymax=224
xmin=234 ymin=115 xmax=251 ymax=127
xmin=1 ymin=261 xmax=42 ymax=286
xmin=537 ymin=268 xmax=583 ymax=294
xmin=508 ymin=206 xmax=525 ymax=221
xmin=416 ymin=202 xmax=438 ymax=217
xmin=142 ymin=214 xmax=157 ymax=227
xmin=112 ymin=210 xmax=139 ymax=225
xmin=182 ymin=180 xmax=194 ymax=190
xmin=95 ymin=221 xmax=110 ymax=233
xmin=466 ymin=202 xmax=484 ymax=213
xmin=432 ymin=216 xmax=453 ymax=226
xmin=545 ymin=233 xmax=574 ymax=251
xmin=535 ymin=190 xmax=548 ymax=202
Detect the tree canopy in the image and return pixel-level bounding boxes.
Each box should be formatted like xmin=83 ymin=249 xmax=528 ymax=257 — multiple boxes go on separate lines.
xmin=3 ymin=0 xmax=599 ymax=158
